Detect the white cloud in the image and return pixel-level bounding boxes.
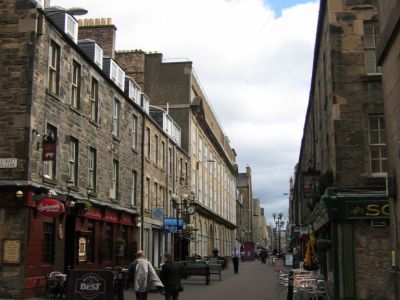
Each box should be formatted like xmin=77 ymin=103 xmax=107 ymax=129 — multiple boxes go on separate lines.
xmin=52 ymin=0 xmax=319 ymax=218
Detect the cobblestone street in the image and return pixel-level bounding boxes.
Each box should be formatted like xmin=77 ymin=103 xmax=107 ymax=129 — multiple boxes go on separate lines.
xmin=125 ymin=261 xmax=280 ymax=300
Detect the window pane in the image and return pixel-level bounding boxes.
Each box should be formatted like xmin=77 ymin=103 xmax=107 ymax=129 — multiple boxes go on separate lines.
xmin=370 ymin=131 xmax=380 ymax=144
xmin=369 ymin=116 xmax=379 ymax=130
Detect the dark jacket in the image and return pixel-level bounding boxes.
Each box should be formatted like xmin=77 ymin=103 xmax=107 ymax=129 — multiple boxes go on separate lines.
xmin=128 ymin=259 xmax=138 ymax=287
xmin=160 ymin=260 xmax=181 ymax=291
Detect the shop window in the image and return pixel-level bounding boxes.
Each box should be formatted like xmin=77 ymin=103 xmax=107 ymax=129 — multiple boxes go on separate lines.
xmin=42 ymin=222 xmax=55 ymax=264
xmin=78 ymin=236 xmax=87 ymax=262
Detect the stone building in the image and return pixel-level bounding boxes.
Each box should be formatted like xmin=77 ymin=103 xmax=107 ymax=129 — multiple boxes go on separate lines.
xmin=77 ymin=19 xmax=191 ymax=266
xmin=236 ymin=167 xmax=253 ymax=243
xmin=252 ymin=199 xmax=267 ymax=247
xmin=0 ymin=1 xmax=188 ymax=297
xmin=376 ymin=1 xmax=400 ymax=298
xmin=291 ymin=0 xmax=393 ymax=299
xmin=115 ymin=51 xmax=238 ymax=257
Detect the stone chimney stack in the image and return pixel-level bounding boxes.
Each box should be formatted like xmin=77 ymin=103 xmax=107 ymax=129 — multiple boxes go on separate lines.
xmin=78 ymin=18 xmax=116 ymax=59
xmin=115 ymin=50 xmax=146 ymax=89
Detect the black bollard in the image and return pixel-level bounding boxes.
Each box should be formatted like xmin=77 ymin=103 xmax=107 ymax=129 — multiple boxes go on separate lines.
xmin=287 ymin=270 xmax=293 ymax=300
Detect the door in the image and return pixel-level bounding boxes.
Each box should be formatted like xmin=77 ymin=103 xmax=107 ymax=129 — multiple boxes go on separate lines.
xmin=64 ymin=215 xmax=76 ymax=272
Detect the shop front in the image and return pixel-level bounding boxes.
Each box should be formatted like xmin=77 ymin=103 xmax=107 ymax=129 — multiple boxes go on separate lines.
xmin=308 ymin=188 xmax=393 ymax=300
xmin=18 ymin=187 xmax=138 ymax=298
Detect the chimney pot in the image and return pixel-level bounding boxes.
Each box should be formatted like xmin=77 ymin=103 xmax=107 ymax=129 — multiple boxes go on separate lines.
xmin=107 ymin=18 xmax=112 ymax=25
xmin=101 ymin=18 xmax=106 ymax=25
xmin=95 ymin=18 xmax=101 ymax=26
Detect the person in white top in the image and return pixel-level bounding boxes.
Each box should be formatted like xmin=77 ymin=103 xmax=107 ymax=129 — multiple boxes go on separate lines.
xmin=232 ymin=249 xmax=240 ymax=274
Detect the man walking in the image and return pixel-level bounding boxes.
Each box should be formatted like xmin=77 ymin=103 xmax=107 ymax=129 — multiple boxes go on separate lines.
xmin=232 ymin=248 xmax=240 ymax=274
xmin=160 ymin=253 xmax=182 ymax=300
xmin=133 ymin=250 xmax=164 ymax=300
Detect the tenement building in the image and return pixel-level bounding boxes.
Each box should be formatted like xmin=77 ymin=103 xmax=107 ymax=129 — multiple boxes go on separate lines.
xmin=0 ymin=1 xmax=188 ymax=297
xmin=115 ymin=51 xmax=238 ymax=257
xmin=291 ymin=0 xmax=393 ymax=299
xmin=377 ymin=1 xmax=400 ymax=298
xmin=236 ymin=167 xmax=253 ymax=243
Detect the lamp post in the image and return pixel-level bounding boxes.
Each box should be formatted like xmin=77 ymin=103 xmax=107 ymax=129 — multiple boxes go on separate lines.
xmin=273 ymin=212 xmax=283 ymax=256
xmin=171 ymin=193 xmax=189 ymax=261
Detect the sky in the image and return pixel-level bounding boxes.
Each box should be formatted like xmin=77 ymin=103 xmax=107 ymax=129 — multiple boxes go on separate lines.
xmin=52 ymin=0 xmax=320 ymax=222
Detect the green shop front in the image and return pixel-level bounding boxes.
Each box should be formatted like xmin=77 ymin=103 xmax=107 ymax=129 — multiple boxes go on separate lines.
xmin=309 ymin=188 xmax=394 ymax=300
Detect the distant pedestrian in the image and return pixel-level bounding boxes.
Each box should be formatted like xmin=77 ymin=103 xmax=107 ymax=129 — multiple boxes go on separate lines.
xmin=160 ymin=252 xmax=182 ymax=300
xmin=213 ymin=247 xmax=219 ymax=258
xmin=133 ymin=250 xmax=164 ymax=300
xmin=128 ymin=254 xmax=138 ymax=288
xmin=232 ymin=249 xmax=240 ymax=274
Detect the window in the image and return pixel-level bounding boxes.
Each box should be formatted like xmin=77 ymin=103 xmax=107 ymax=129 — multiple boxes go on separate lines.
xmin=105 ymin=223 xmax=113 ymax=260
xmin=161 ymin=141 xmax=166 ymax=170
xmin=153 ymin=182 xmax=158 ymax=206
xmin=71 ymin=61 xmax=81 ymax=109
xmin=88 ymin=148 xmax=97 ymax=190
xmin=111 ymin=159 xmax=119 ymax=200
xmin=90 ymin=78 xmax=99 ymax=123
xmin=86 ymin=221 xmax=95 ymax=263
xmin=145 ymin=128 xmax=150 ymax=159
xmin=42 ymin=222 xmax=55 ymax=264
xmin=132 ymin=115 xmax=138 ymax=150
xmin=131 ymin=170 xmax=137 ymax=206
xmin=110 ymin=60 xmax=125 ymax=90
xmin=94 ymin=43 xmax=103 ymax=68
xmin=48 ymin=41 xmax=60 ymax=94
xmin=364 ymin=23 xmax=381 ymax=74
xmin=154 ymin=135 xmax=159 ymax=165
xmin=113 ymin=99 xmax=120 ymax=137
xmin=192 ymin=125 xmax=197 ymax=155
xmin=168 ymin=147 xmax=172 ymax=175
xmin=145 ymin=178 xmax=150 ymax=210
xmin=369 ymin=115 xmax=387 ymax=174
xmin=65 ymin=14 xmax=78 ymax=43
xmin=43 ymin=124 xmax=57 ymax=180
xmin=69 ymin=137 xmax=79 ymax=186
xmin=198 ymin=137 xmax=203 ymax=159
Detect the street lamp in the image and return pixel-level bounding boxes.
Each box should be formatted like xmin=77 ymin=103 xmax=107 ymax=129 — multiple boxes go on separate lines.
xmin=273 ymin=212 xmax=283 ymax=256
xmin=171 ymin=193 xmax=191 ymax=261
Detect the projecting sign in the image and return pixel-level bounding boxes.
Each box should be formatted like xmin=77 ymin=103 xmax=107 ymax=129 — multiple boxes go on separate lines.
xmin=163 ymin=218 xmax=184 ymax=233
xmin=37 ymin=198 xmax=65 ymax=217
xmin=0 ymin=158 xmax=17 ymax=169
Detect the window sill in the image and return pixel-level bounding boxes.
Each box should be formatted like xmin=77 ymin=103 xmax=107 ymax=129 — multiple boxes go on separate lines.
xmin=46 ymin=90 xmax=61 ymax=101
xmin=69 ymin=105 xmax=82 ymax=115
xmin=42 ymin=177 xmax=57 ymax=186
xmin=360 ymin=74 xmax=382 ymax=82
xmin=132 ymin=147 xmax=138 ymax=154
xmin=113 ymin=135 xmax=121 ymax=142
xmin=110 ymin=198 xmax=120 ymax=203
xmin=89 ymin=119 xmax=99 ymax=127
xmin=68 ymin=185 xmax=79 ymax=193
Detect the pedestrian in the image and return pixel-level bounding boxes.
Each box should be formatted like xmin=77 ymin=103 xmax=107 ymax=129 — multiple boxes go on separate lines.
xmin=232 ymin=248 xmax=240 ymax=274
xmin=133 ymin=250 xmax=164 ymax=300
xmin=128 ymin=253 xmax=138 ymax=288
xmin=213 ymin=247 xmax=219 ymax=258
xmin=160 ymin=252 xmax=182 ymax=300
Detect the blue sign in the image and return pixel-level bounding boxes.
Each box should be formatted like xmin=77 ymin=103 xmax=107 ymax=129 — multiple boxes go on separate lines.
xmin=152 ymin=208 xmax=164 ymax=220
xmin=163 ymin=218 xmax=184 ymax=233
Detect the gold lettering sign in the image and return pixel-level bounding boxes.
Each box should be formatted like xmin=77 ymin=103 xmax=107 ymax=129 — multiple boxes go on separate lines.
xmin=366 ymin=204 xmax=390 ymax=217
xmin=2 ymin=240 xmax=21 ymax=264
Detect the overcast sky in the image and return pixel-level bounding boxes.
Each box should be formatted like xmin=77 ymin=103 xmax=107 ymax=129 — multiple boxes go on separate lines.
xmin=52 ymin=0 xmax=319 ymax=223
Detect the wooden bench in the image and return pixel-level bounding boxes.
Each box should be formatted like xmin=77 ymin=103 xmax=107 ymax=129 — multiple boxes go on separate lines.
xmin=208 ymin=263 xmax=222 ymax=281
xmin=179 ymin=264 xmax=210 ymax=285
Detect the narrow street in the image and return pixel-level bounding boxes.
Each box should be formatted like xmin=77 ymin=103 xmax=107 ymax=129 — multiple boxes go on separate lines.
xmin=125 ymin=261 xmax=280 ymax=300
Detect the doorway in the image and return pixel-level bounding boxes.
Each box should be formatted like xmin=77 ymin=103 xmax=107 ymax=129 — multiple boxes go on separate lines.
xmin=64 ymin=215 xmax=76 ymax=272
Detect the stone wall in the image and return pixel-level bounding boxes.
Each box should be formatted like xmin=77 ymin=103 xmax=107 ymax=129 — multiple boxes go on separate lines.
xmin=354 ymin=220 xmax=395 ymax=299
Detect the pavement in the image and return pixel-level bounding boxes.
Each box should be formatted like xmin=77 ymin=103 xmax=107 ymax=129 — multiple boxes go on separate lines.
xmin=28 ymin=261 xmax=281 ymax=300
xmin=126 ymin=261 xmax=281 ymax=300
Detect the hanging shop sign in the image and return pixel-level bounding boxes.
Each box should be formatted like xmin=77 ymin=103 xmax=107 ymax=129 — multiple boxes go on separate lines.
xmin=2 ymin=239 xmax=21 ymax=264
xmin=37 ymin=197 xmax=65 ymax=217
xmin=163 ymin=218 xmax=184 ymax=233
xmin=67 ymin=270 xmax=113 ymax=300
xmin=42 ymin=140 xmax=57 ymax=161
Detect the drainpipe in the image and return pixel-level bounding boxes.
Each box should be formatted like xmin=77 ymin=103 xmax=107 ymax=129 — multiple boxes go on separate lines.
xmin=140 ymin=114 xmax=145 ymax=249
